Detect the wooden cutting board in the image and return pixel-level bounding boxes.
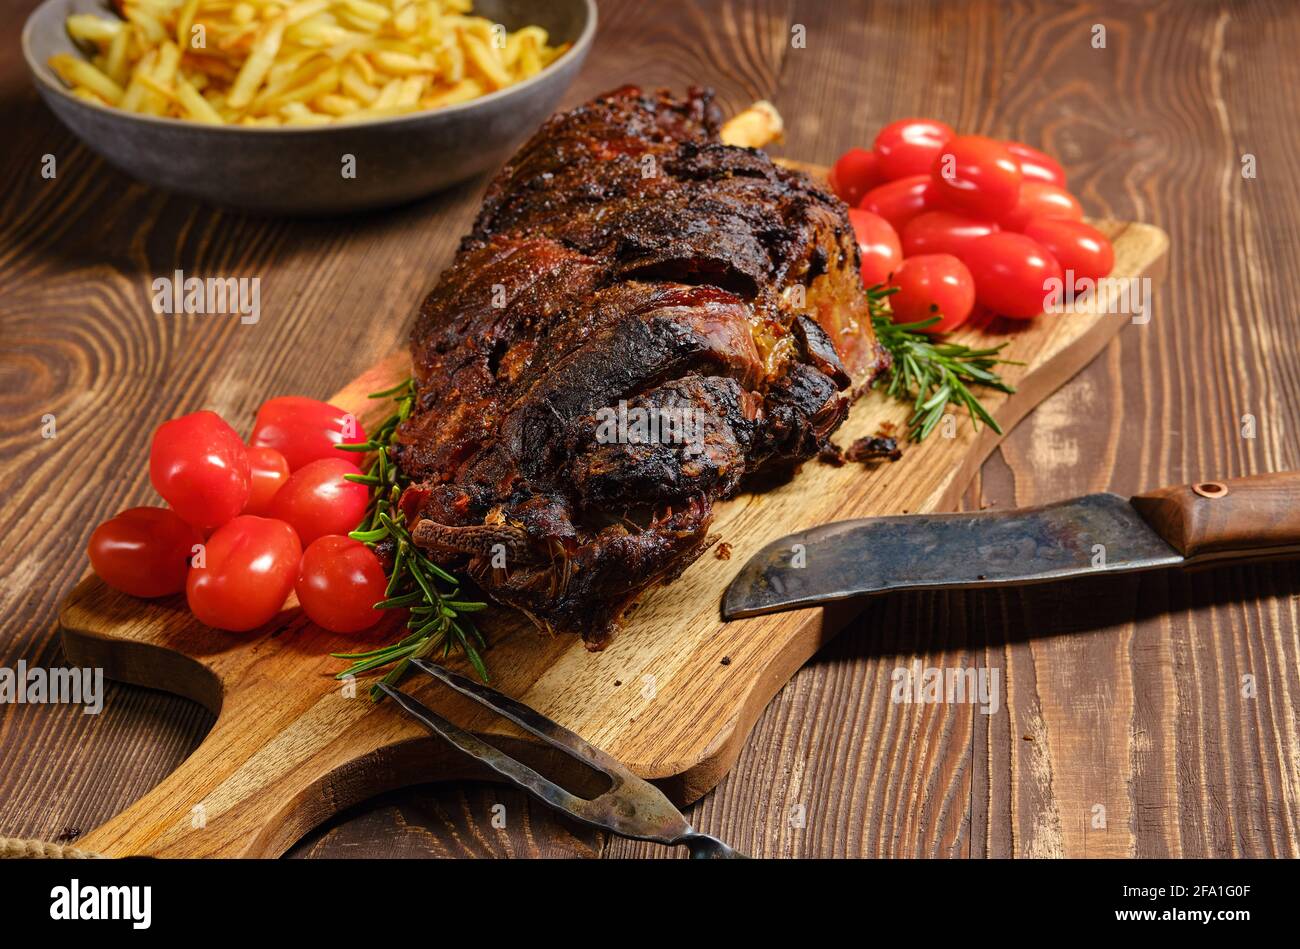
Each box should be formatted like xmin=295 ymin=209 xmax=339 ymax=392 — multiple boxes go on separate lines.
xmin=59 ymin=168 xmax=1168 ymax=855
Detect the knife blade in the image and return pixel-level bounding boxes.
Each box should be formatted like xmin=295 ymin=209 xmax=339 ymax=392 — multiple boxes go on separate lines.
xmin=723 ymin=471 xmax=1300 ymax=620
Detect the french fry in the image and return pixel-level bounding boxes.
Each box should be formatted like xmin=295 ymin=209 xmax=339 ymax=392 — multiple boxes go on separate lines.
xmin=341 ymin=0 xmax=392 ymax=23
xmin=123 ymin=5 xmax=167 ymax=44
xmin=515 ymin=44 xmax=539 ymax=79
xmin=335 ymin=8 xmax=381 ymax=31
xmin=421 ymin=76 xmax=479 ymax=108
xmin=176 ymin=0 xmax=201 ymax=46
xmin=392 ymin=2 xmax=418 ymax=35
xmin=370 ymin=76 xmax=402 ymax=109
xmin=316 ymin=92 xmax=360 ymax=115
xmin=48 ymin=0 xmax=568 ymax=125
xmin=226 ymin=17 xmax=285 ymax=108
xmin=284 ymin=0 xmax=332 ymax=27
xmin=185 ymin=52 xmax=239 ymax=82
xmin=254 ymin=50 xmax=328 ymax=107
xmin=118 ymin=49 xmax=158 ymax=112
xmin=437 ymin=33 xmax=464 ymax=81
xmin=341 ymin=62 xmax=379 ymax=102
xmin=174 ymin=73 xmax=224 ymax=122
xmin=104 ymin=27 xmax=132 ymax=86
xmin=137 ymin=72 xmax=180 ymax=103
xmin=265 ymin=46 xmax=319 ymax=84
xmin=394 ymin=75 xmax=425 ymax=107
xmin=72 ymin=87 xmax=109 ymax=106
xmin=261 ymin=64 xmax=340 ymax=109
xmin=280 ymin=101 xmax=332 ymax=125
xmin=49 ymin=54 xmax=125 ymax=104
xmin=288 ymin=17 xmax=350 ymax=47
xmin=67 ymin=14 xmax=123 ymax=44
xmin=153 ymin=41 xmax=182 ymax=85
xmin=461 ymin=32 xmax=508 ymax=90
xmin=371 ymin=50 xmax=429 ymax=75
xmin=347 ymin=49 xmax=375 ymax=83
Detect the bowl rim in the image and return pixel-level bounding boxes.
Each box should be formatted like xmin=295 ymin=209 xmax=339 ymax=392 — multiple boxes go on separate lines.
xmin=21 ymin=0 xmax=597 ymax=135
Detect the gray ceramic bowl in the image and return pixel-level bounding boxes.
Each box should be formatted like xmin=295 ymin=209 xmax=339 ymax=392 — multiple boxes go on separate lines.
xmin=22 ymin=0 xmax=595 ymax=214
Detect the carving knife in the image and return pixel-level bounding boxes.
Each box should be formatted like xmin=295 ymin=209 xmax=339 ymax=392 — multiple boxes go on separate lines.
xmin=722 ymin=472 xmax=1300 ymax=619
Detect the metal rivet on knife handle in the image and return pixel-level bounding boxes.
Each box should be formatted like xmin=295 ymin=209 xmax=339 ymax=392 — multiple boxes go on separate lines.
xmin=1131 ymin=470 xmax=1300 ymax=558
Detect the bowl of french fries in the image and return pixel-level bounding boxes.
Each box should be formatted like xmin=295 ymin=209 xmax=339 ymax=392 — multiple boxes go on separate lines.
xmin=22 ymin=0 xmax=596 ymax=213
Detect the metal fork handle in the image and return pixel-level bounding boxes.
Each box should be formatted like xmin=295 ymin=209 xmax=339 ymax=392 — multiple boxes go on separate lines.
xmin=386 ymin=662 xmax=749 ymax=858
xmin=682 ymin=832 xmax=748 ymax=859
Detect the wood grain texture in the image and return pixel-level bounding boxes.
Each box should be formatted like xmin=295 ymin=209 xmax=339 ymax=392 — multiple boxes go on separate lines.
xmin=2 ymin=0 xmax=1298 ymax=859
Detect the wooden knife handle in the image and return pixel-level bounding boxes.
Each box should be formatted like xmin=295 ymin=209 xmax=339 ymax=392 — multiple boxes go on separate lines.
xmin=1131 ymin=471 xmax=1300 ymax=560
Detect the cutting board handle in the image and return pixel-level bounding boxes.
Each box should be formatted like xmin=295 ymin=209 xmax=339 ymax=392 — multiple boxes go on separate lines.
xmin=1131 ymin=470 xmax=1300 ymax=560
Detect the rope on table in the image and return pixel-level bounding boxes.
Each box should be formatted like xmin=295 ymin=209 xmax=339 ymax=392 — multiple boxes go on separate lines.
xmin=0 ymin=835 xmax=106 ymax=859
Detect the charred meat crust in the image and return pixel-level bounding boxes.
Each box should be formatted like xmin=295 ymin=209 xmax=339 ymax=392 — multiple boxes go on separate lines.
xmin=397 ymin=86 xmax=889 ymax=648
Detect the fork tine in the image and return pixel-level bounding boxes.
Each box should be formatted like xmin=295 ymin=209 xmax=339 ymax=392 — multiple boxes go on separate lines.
xmin=375 ymin=682 xmax=590 ymax=815
xmin=386 ymin=664 xmax=705 ymax=847
xmin=408 ymin=657 xmax=630 ymax=779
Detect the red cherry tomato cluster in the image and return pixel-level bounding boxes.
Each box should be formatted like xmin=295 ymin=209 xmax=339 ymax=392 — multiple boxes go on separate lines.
xmin=88 ymin=398 xmax=388 ymax=635
xmin=833 ymin=119 xmax=1115 ymax=329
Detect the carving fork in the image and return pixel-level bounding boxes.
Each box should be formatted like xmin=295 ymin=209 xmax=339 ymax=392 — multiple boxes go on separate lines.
xmin=378 ymin=658 xmax=746 ymax=859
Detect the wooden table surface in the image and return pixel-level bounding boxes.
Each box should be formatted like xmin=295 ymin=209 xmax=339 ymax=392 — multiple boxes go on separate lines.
xmin=2 ymin=0 xmax=1298 ymax=859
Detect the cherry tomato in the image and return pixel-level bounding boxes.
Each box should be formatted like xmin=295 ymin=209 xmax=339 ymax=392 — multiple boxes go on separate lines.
xmin=1023 ymin=218 xmax=1115 ymax=284
xmin=858 ymin=174 xmax=934 ymax=232
xmin=149 ymin=410 xmax=251 ymax=529
xmin=244 ymin=446 xmax=291 ymax=517
xmin=900 ymin=210 xmax=998 ymax=259
xmin=847 ymin=208 xmax=902 ymax=288
xmin=963 ymin=232 xmax=1063 ymax=320
xmin=887 ymin=254 xmax=977 ymax=333
xmin=88 ymin=507 xmax=203 ymax=598
xmin=999 ymin=182 xmax=1083 ymax=232
xmin=829 ymin=147 xmax=883 ymax=206
xmin=1006 ymin=141 xmax=1067 ymax=187
xmin=295 ymin=535 xmax=388 ymax=633
xmin=268 ymin=457 xmax=369 ymax=546
xmin=186 ymin=516 xmax=302 ymax=632
xmin=873 ymin=117 xmax=954 ymax=181
xmin=930 ymin=135 xmax=1022 ymax=220
xmin=249 ymin=396 xmax=367 ymax=472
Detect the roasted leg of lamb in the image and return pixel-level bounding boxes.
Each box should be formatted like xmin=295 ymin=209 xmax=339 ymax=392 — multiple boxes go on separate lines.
xmin=396 ymin=86 xmax=889 ymax=649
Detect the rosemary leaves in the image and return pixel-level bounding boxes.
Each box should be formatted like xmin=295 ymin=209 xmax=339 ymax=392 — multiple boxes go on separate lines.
xmin=331 ymin=379 xmax=489 ymax=697
xmin=868 ymin=285 xmax=1019 ymax=441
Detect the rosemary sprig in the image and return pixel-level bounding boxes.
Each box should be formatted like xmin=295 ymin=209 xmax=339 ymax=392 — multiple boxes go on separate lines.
xmin=331 ymin=378 xmax=489 ymax=698
xmin=867 ymin=285 xmax=1020 ymax=442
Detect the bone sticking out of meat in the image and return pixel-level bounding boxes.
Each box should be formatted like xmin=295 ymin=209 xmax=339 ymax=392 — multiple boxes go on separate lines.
xmin=718 ymin=100 xmax=784 ymax=149
xmin=397 ymin=86 xmax=889 ymax=649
